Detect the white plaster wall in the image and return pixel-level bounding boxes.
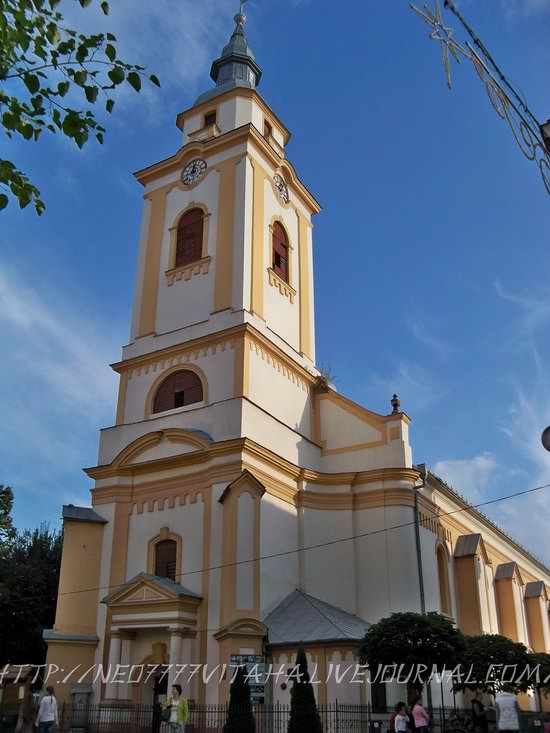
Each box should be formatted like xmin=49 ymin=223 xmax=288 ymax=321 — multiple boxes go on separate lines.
xmin=326 ymin=650 xmax=363 ymax=704
xmin=246 ymin=347 xmax=311 ymax=434
xmin=126 ymin=496 xmax=205 ymax=596
xmin=477 ymin=558 xmax=492 ymax=633
xmin=513 ymin=580 xmax=529 ymax=644
xmin=155 ymin=175 xmax=219 ymax=335
xmin=92 ymin=502 xmax=116 ymax=703
xmin=98 ymin=398 xmax=243 ymax=465
xmin=353 ymin=506 xmax=421 ymax=623
xmin=236 ymin=491 xmax=255 ymax=610
xmin=320 ymin=441 xmax=411 ymax=474
xmin=420 ymin=529 xmax=441 ymax=613
xmin=205 ymin=482 xmax=226 ymax=703
xmin=262 ymin=177 xmax=301 ymax=352
xmin=320 ymin=400 xmax=383 ymax=450
xmin=302 ymin=508 xmax=357 ymax=615
xmin=486 ymin=565 xmax=499 ymax=634
xmin=123 ymin=343 xmax=236 ymax=424
xmin=129 ymin=198 xmax=153 ymax=342
xmin=260 ymin=493 xmax=299 ymax=616
xmin=240 ymin=399 xmax=321 ymax=469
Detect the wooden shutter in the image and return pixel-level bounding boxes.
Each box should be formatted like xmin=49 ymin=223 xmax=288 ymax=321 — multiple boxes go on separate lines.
xmin=152 ymin=370 xmax=204 ymax=414
xmin=154 ymin=540 xmax=177 ymax=581
xmin=175 ymin=208 xmax=204 ymax=268
xmin=272 ymin=222 xmax=289 ymax=282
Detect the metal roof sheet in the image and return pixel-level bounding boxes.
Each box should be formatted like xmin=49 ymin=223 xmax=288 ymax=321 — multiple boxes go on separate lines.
xmin=264 ymin=589 xmax=370 ymax=646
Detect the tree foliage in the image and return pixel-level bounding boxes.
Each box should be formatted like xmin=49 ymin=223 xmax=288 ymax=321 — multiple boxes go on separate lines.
xmin=0 ymin=524 xmax=63 ymax=665
xmin=359 ymin=612 xmax=466 ymax=690
xmin=0 ymin=0 xmax=160 ymax=214
xmin=527 ymin=652 xmax=550 ymax=698
xmin=223 ymin=665 xmax=255 ymax=733
xmin=452 ymin=634 xmax=531 ymax=695
xmin=0 ymin=484 xmax=16 ymax=552
xmin=287 ymin=645 xmax=322 ymax=733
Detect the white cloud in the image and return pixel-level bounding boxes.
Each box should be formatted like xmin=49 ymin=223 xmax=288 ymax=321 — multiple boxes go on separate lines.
xmin=433 ymin=452 xmax=499 ymax=504
xmin=369 ymin=360 xmax=444 ymax=414
xmin=407 ymin=313 xmax=457 ymax=361
xmin=499 ymin=0 xmax=550 ymax=19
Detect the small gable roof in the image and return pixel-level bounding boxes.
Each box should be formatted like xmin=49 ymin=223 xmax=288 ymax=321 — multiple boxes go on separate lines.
xmin=495 ymin=562 xmax=522 ymax=583
xmin=102 ymin=572 xmax=201 ymax=605
xmin=264 ymin=589 xmax=370 ymax=646
xmin=454 ymin=533 xmax=488 ymax=561
xmin=524 ymin=580 xmax=546 ymax=598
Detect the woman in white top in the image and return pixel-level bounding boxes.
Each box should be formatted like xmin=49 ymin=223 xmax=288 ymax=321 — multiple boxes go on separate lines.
xmin=36 ymin=685 xmax=58 ymax=733
xmin=395 ymin=703 xmax=411 ymax=733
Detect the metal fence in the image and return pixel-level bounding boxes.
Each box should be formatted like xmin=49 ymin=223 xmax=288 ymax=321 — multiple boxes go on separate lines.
xmin=15 ymin=703 xmax=543 ymax=733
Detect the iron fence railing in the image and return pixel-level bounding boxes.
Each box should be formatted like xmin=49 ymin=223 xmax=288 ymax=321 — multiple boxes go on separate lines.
xmin=14 ymin=703 xmax=543 ymax=733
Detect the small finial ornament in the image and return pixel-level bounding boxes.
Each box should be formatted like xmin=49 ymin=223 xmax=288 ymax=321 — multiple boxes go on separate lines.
xmin=235 ymin=0 xmax=248 ymax=24
xmin=391 ymin=393 xmax=401 ymax=414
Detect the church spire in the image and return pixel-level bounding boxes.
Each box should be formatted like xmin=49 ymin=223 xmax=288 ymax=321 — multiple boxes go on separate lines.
xmin=194 ymin=1 xmax=262 ymax=105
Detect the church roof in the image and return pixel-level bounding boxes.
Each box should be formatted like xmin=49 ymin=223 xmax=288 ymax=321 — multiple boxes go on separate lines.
xmin=62 ymin=504 xmax=107 ymax=523
xmin=194 ymin=7 xmax=262 ymax=106
xmin=264 ymin=589 xmax=370 ymax=646
xmin=102 ymin=572 xmax=201 ymax=604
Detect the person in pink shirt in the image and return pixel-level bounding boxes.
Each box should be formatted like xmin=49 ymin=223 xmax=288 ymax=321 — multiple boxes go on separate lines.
xmin=411 ymin=695 xmax=430 ymax=733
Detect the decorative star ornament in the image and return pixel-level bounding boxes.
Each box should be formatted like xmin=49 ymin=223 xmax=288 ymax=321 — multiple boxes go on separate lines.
xmin=410 ymin=0 xmax=470 ymax=88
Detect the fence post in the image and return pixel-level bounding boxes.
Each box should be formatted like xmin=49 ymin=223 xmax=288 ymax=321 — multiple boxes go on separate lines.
xmin=335 ymin=698 xmax=340 ymax=733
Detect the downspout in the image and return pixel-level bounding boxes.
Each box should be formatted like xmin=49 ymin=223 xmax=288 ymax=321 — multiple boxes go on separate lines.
xmin=414 ymin=462 xmax=429 ymax=615
xmin=414 ymin=463 xmax=432 ymax=709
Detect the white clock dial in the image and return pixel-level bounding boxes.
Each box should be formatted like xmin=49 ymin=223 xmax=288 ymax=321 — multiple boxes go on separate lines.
xmin=273 ymin=174 xmax=289 ymax=203
xmin=181 ymin=158 xmax=207 ymax=185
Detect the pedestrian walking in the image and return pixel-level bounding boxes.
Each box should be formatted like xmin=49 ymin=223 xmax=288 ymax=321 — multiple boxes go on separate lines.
xmin=472 ymin=690 xmax=488 ymax=733
xmin=411 ymin=695 xmax=430 ymax=733
xmin=395 ymin=703 xmax=411 ymax=733
xmin=16 ymin=689 xmax=37 ymax=733
xmin=390 ymin=702 xmax=407 ymax=733
xmin=35 ymin=686 xmax=58 ymax=733
xmin=162 ymin=684 xmax=189 ymax=733
xmin=495 ymin=688 xmax=520 ymax=733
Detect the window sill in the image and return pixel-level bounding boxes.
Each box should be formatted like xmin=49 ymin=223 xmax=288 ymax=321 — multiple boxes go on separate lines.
xmin=151 ymin=400 xmax=205 ymax=418
xmin=268 ymin=267 xmax=296 ymax=303
xmin=166 ymin=256 xmax=211 ymax=286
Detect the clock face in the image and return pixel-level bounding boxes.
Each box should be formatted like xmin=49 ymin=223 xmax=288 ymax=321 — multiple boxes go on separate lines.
xmin=181 ymin=158 xmax=207 ymax=185
xmin=273 ymin=174 xmax=289 ymax=204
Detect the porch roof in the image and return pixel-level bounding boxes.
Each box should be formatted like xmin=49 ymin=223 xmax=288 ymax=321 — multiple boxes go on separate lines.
xmin=264 ymin=589 xmax=370 ymax=646
xmin=102 ymin=572 xmax=201 ymax=604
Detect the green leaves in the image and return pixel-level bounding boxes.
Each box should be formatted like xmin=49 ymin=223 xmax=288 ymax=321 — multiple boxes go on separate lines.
xmin=1 ymin=0 xmax=161 ymax=214
xmin=107 ymin=65 xmax=125 ymax=85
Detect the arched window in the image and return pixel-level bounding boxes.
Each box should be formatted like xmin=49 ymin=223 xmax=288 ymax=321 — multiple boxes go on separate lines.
xmin=154 ymin=539 xmax=177 ymax=581
xmin=152 ymin=370 xmax=203 ymax=414
xmin=175 ymin=208 xmax=204 ymax=268
xmin=437 ymin=544 xmax=452 ymax=615
xmin=272 ymin=222 xmax=289 ymax=283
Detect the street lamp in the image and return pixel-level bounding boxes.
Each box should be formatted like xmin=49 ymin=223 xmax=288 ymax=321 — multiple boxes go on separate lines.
xmin=542 ymin=425 xmax=550 ymax=452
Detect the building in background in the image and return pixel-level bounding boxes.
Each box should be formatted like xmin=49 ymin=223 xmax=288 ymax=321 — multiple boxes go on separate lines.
xmin=44 ymin=9 xmax=550 ymax=709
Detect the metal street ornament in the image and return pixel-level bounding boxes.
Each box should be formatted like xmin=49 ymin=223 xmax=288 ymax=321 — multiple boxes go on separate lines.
xmin=410 ymin=0 xmax=550 ymax=196
xmin=410 ymin=0 xmax=470 ymax=88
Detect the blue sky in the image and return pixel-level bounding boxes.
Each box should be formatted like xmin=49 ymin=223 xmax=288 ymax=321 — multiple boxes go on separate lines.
xmin=1 ymin=0 xmax=549 ymax=562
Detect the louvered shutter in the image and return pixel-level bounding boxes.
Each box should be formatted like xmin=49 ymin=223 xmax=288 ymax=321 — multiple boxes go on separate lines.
xmin=154 ymin=540 xmax=177 ymax=581
xmin=175 ymin=208 xmax=204 ymax=268
xmin=272 ymin=222 xmax=289 ymax=282
xmin=152 ymin=370 xmax=204 ymax=414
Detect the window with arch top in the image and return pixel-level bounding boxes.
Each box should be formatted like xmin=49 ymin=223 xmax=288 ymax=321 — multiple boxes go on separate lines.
xmin=175 ymin=207 xmax=204 ymax=268
xmin=437 ymin=544 xmax=452 ymax=615
xmin=272 ymin=221 xmax=289 ymax=283
xmin=152 ymin=369 xmax=203 ymax=414
xmin=154 ymin=539 xmax=177 ymax=581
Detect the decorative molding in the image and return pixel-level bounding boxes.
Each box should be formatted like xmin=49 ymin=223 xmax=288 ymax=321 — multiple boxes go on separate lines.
xmin=268 ymin=267 xmax=296 ymax=303
xmin=249 ymin=339 xmax=308 ymax=391
xmin=125 ymin=339 xmax=234 ymax=381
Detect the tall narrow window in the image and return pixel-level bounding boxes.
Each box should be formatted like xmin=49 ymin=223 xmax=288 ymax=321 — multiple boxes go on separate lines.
xmin=154 ymin=540 xmax=177 ymax=581
xmin=272 ymin=222 xmax=289 ymax=283
xmin=152 ymin=370 xmax=203 ymax=414
xmin=437 ymin=545 xmax=452 ymax=615
xmin=175 ymin=208 xmax=204 ymax=268
xmin=264 ymin=121 xmax=272 ymax=139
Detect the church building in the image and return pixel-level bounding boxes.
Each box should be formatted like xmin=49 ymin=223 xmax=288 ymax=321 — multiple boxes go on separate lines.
xmin=45 ymin=8 xmax=550 ymax=710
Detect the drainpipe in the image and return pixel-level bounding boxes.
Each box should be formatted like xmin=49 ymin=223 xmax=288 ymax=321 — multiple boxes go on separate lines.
xmin=414 ymin=463 xmax=432 ymax=710
xmin=414 ymin=463 xmax=429 ymax=615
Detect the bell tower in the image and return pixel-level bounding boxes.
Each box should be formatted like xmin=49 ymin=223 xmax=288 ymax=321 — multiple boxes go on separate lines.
xmin=108 ymin=7 xmax=321 ymax=455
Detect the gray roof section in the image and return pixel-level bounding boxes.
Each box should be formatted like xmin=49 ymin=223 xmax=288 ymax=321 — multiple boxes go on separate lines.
xmin=195 ymin=12 xmax=262 ymax=106
xmin=102 ymin=572 xmax=201 ymax=604
xmin=264 ymin=589 xmax=370 ymax=646
xmin=495 ymin=562 xmax=518 ymax=581
xmin=62 ymin=505 xmax=107 ymax=524
xmin=525 ymin=580 xmax=545 ymax=598
xmin=453 ymin=533 xmax=482 ymax=558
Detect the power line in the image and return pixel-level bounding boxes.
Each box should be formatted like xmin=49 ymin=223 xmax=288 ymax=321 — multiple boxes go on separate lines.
xmin=1 ymin=480 xmax=549 ymax=606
